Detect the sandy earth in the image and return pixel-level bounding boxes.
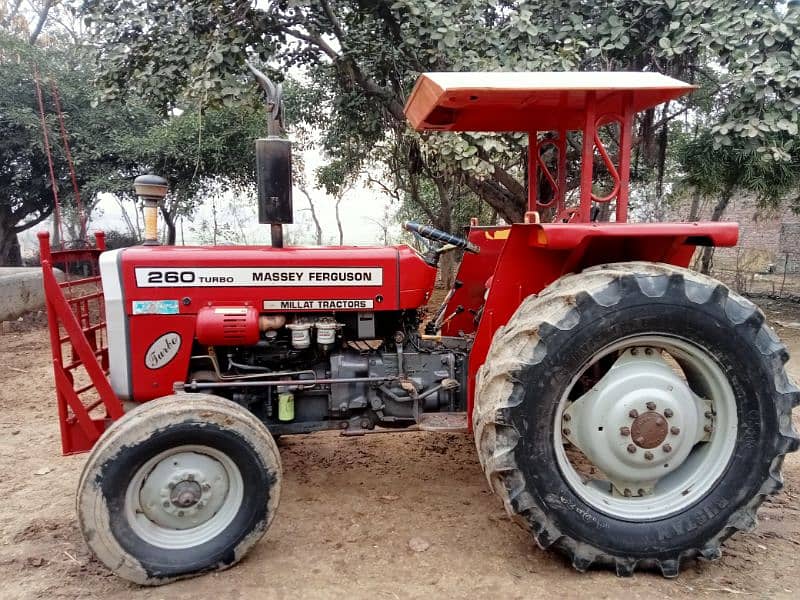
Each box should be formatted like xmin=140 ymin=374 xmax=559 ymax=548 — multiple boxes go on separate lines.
xmin=1 ymin=299 xmax=799 ymax=600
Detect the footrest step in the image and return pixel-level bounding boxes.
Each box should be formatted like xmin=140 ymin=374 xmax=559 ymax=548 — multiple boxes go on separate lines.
xmin=417 ymin=412 xmax=468 ymax=433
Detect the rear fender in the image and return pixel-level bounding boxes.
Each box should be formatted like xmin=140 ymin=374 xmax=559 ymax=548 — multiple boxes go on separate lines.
xmin=465 ymin=221 xmax=739 ymax=425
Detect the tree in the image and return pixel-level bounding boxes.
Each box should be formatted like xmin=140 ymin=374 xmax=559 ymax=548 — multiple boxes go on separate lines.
xmin=83 ymin=0 xmax=800 ymax=251
xmin=0 ymin=31 xmax=159 ymax=264
xmin=676 ymin=130 xmax=800 ymax=273
xmin=124 ymin=102 xmax=268 ymax=245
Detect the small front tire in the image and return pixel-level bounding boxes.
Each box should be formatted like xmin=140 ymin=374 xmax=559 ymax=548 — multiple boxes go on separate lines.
xmin=77 ymin=393 xmax=281 ymax=585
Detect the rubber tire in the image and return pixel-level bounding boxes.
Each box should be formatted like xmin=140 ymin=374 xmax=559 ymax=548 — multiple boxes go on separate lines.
xmin=77 ymin=393 xmax=282 ymax=585
xmin=474 ymin=261 xmax=799 ymax=577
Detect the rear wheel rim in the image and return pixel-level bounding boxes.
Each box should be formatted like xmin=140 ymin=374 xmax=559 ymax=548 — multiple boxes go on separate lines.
xmin=124 ymin=444 xmax=244 ymax=549
xmin=554 ymin=334 xmax=738 ymax=521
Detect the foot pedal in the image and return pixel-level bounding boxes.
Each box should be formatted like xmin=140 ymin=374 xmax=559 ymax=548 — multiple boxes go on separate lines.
xmin=417 ymin=412 xmax=468 ymax=433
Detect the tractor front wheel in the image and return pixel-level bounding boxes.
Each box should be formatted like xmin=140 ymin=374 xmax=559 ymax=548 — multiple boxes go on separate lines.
xmin=474 ymin=262 xmax=799 ymax=576
xmin=76 ymin=393 xmax=281 ymax=585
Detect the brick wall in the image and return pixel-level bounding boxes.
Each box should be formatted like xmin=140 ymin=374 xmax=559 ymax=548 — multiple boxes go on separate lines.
xmin=666 ymin=195 xmax=800 ymax=274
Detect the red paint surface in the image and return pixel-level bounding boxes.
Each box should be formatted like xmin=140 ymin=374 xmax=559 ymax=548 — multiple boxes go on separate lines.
xmin=120 ymin=244 xmax=437 ymax=402
xmin=460 ymin=221 xmax=739 ymax=424
xmin=120 ymin=245 xmax=435 ymax=312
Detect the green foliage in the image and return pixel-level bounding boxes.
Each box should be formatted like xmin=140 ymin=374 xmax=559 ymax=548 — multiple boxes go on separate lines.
xmin=677 ymin=130 xmax=800 ymax=208
xmin=0 ymin=31 xmax=157 ymax=263
xmin=82 ymin=0 xmax=800 ymax=232
xmin=103 ymin=228 xmax=141 ymax=249
xmin=127 ymin=100 xmax=268 ymax=229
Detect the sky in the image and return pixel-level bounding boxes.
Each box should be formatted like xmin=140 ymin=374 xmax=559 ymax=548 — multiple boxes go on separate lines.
xmin=18 ymin=146 xmax=402 ymax=254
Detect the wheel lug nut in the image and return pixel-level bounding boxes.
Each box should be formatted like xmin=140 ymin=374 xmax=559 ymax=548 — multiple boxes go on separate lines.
xmin=631 ymin=348 xmax=638 ymax=356
xmin=637 ymin=488 xmax=646 ymax=496
xmin=168 ymin=482 xmax=175 ymax=490
xmin=620 ymin=426 xmax=631 ymax=437
xmin=629 ymin=409 xmax=639 ymax=418
xmin=663 ymin=444 xmax=672 ymax=453
xmin=645 ymin=348 xmax=653 ymax=355
xmin=670 ymin=426 xmax=680 ymax=435
xmin=562 ymin=428 xmax=571 ymax=436
xmin=187 ymin=474 xmax=195 ymax=481
xmin=644 ymin=451 xmax=654 ymax=460
xmin=177 ymin=510 xmax=184 ymax=517
xmin=202 ymin=483 xmax=211 ymax=491
xmin=163 ymin=500 xmax=170 ymax=508
xmin=704 ymin=411 xmax=713 ymax=419
xmin=563 ymin=414 xmax=571 ymax=421
xmin=646 ymin=401 xmax=656 ymax=411
xmin=664 ymin=408 xmax=674 ymax=418
xmin=627 ymin=444 xmax=637 ymax=454
xmin=704 ymin=424 xmax=713 ymax=433
xmin=623 ymin=488 xmax=632 ymax=497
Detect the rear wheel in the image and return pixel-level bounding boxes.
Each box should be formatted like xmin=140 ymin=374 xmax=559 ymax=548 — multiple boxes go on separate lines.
xmin=77 ymin=393 xmax=281 ymax=585
xmin=474 ymin=262 xmax=799 ymax=576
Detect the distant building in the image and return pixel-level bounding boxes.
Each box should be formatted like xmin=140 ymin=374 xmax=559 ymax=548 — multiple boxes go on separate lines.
xmin=667 ymin=195 xmax=800 ymax=275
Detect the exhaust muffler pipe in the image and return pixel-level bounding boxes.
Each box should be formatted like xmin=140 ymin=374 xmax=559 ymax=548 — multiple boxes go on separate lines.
xmin=255 ymin=137 xmax=293 ymax=248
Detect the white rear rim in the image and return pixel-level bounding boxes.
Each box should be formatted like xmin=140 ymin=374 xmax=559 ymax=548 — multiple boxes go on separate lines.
xmin=554 ymin=335 xmax=738 ymax=521
xmin=124 ymin=444 xmax=244 ymax=549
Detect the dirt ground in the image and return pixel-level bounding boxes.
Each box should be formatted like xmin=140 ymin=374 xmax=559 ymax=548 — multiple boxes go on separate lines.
xmin=1 ymin=299 xmax=799 ymax=600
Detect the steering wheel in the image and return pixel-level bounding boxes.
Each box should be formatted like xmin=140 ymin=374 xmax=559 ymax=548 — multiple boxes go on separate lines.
xmin=403 ymin=222 xmax=480 ymax=254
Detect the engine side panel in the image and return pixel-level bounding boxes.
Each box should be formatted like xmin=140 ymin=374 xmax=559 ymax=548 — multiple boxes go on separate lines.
xmin=104 ymin=244 xmax=437 ymax=404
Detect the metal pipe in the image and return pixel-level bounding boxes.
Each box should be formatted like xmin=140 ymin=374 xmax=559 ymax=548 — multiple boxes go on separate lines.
xmin=271 ymin=224 xmax=284 ymax=248
xmin=178 ymin=375 xmax=397 ymax=392
xmin=191 ymin=353 xmax=315 ymax=381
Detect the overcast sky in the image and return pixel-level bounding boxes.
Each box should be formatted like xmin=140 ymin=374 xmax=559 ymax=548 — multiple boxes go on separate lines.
xmin=18 ymin=145 xmax=401 ymax=254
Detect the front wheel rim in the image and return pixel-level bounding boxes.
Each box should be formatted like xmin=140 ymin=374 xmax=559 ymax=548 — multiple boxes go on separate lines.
xmin=124 ymin=444 xmax=244 ymax=549
xmin=554 ymin=334 xmax=738 ymax=521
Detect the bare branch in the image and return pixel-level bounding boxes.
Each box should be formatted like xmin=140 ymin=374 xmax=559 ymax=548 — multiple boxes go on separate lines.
xmin=28 ymin=0 xmax=54 ymax=45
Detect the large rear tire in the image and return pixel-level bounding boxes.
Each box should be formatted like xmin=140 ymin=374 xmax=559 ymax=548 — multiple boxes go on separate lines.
xmin=77 ymin=393 xmax=281 ymax=585
xmin=474 ymin=262 xmax=799 ymax=576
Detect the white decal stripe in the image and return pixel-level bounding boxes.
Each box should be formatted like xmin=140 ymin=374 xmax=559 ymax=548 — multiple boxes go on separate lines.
xmin=135 ymin=267 xmax=383 ymax=287
xmin=100 ymin=250 xmax=131 ymax=400
xmin=263 ymin=299 xmax=374 ymax=310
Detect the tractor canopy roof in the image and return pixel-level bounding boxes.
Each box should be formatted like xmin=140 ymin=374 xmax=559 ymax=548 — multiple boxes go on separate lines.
xmin=404 ymin=71 xmax=694 ymax=132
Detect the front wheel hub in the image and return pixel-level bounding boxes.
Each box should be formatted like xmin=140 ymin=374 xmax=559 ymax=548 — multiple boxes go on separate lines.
xmin=563 ymin=347 xmax=714 ymax=496
xmin=133 ymin=447 xmax=241 ymax=539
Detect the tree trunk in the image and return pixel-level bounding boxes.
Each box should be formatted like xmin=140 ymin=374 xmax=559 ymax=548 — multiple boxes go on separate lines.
xmin=432 ymin=177 xmax=457 ymax=289
xmin=0 ymin=223 xmax=22 ymax=266
xmin=160 ymin=206 xmax=177 ymax=245
xmin=438 ymin=251 xmax=457 ymax=290
xmin=299 ymin=187 xmax=323 ymax=245
xmin=334 ymin=197 xmax=344 ymax=245
xmin=28 ymin=0 xmax=53 ymax=45
xmin=698 ymin=188 xmax=732 ymax=275
xmin=688 ymin=190 xmax=702 ymax=222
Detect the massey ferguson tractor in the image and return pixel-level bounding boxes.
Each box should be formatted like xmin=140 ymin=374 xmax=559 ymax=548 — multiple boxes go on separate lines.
xmin=38 ymin=71 xmax=798 ymax=585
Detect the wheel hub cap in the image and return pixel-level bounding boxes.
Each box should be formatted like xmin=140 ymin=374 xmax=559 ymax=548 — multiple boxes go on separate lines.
xmin=138 ymin=451 xmax=231 ymax=530
xmin=630 ymin=411 xmax=668 ymax=449
xmin=171 ymin=480 xmax=202 ymax=508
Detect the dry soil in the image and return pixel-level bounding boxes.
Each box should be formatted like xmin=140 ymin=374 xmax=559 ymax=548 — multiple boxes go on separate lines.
xmin=1 ymin=299 xmax=799 ymax=600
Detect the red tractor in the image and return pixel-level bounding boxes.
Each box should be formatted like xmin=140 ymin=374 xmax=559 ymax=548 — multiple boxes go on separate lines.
xmin=39 ymin=72 xmax=798 ymax=584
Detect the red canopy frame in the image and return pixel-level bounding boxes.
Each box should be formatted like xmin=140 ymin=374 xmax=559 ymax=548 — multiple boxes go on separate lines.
xmin=404 ymin=72 xmax=695 ymax=224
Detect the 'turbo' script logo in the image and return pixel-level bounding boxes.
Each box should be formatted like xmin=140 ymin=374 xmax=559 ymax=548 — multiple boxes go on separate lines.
xmin=145 ymin=332 xmax=181 ymax=369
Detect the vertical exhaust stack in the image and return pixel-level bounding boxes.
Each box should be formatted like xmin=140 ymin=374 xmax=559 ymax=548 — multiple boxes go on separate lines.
xmin=256 ymin=138 xmax=293 ymax=248
xmin=248 ymin=62 xmax=293 ymax=248
xmin=133 ymin=174 xmax=168 ymax=245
